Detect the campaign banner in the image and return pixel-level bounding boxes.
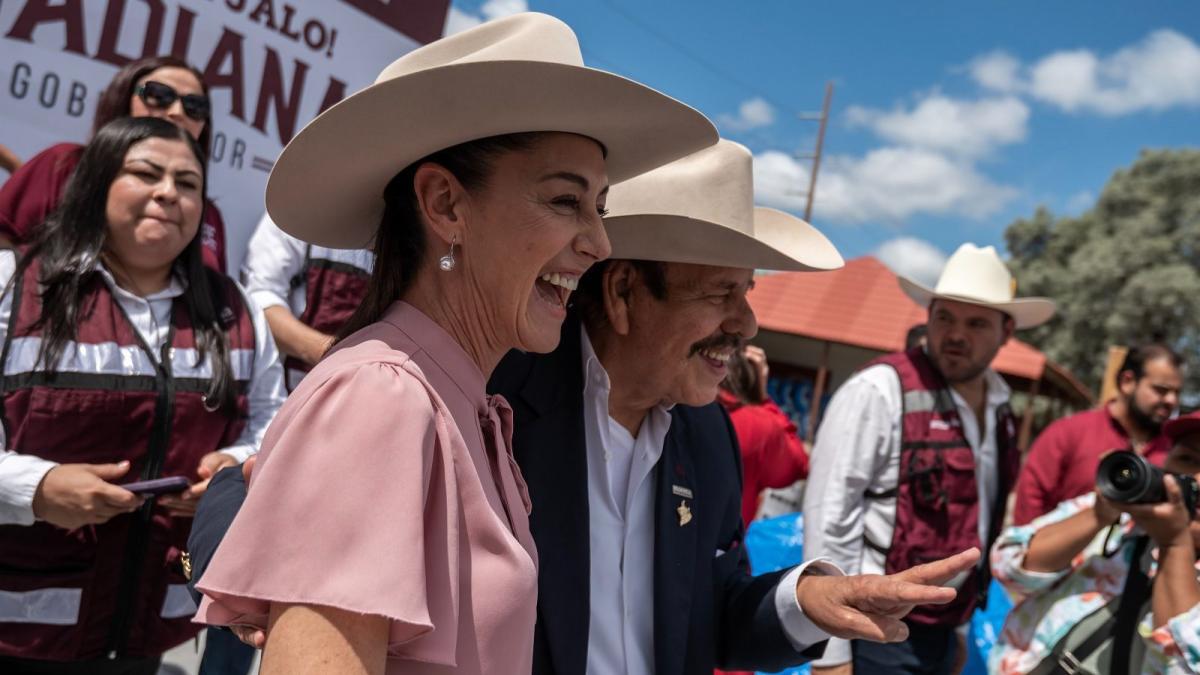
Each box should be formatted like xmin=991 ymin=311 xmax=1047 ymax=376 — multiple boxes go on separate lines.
xmin=0 ymin=0 xmax=450 ymax=269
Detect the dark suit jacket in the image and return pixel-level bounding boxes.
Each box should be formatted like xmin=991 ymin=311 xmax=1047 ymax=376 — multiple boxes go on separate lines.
xmin=189 ymin=317 xmax=823 ymax=674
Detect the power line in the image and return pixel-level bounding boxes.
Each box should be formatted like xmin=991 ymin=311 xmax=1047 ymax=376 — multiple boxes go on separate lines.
xmin=596 ymin=0 xmax=803 ymax=118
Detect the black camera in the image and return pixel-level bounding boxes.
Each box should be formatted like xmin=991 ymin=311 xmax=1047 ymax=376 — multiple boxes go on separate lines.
xmin=1096 ymin=450 xmax=1200 ymax=516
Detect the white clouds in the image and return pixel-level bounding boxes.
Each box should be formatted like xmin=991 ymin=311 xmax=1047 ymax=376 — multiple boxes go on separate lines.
xmin=481 ymin=0 xmax=529 ymax=20
xmin=718 ymin=97 xmax=776 ymax=132
xmin=972 ymin=29 xmax=1200 ymax=115
xmin=846 ymin=93 xmax=1029 ymax=158
xmin=753 ymin=147 xmax=1017 ymax=224
xmin=968 ymin=51 xmax=1023 ymax=93
xmin=875 ymin=237 xmax=948 ymax=286
xmin=443 ymin=7 xmax=482 ymax=35
xmin=443 ymin=0 xmax=529 ymax=36
xmin=1065 ymin=190 xmax=1095 ymax=214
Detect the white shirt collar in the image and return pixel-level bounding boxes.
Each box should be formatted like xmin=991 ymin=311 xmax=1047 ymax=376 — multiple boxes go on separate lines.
xmin=94 ymin=263 xmax=187 ymax=303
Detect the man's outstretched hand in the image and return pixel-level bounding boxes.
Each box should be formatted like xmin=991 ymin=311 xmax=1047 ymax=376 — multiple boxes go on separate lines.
xmin=796 ymin=548 xmax=981 ymax=643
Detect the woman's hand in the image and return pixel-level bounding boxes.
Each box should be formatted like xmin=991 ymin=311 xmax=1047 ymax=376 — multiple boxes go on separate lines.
xmin=1121 ymin=474 xmax=1194 ymax=549
xmin=744 ymin=345 xmax=770 ymax=400
xmin=32 ymin=461 xmax=144 ymax=529
xmin=159 ymin=452 xmax=239 ymax=517
xmin=1093 ymin=492 xmax=1122 ymax=526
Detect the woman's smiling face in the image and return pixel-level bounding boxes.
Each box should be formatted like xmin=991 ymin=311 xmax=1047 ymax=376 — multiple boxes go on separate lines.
xmin=455 ymin=132 xmax=611 ymax=354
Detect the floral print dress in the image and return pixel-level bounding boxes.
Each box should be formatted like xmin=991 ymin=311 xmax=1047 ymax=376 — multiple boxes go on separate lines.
xmin=990 ymin=493 xmax=1200 ymax=674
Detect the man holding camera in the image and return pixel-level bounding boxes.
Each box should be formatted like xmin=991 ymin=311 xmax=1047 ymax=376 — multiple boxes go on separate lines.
xmin=1012 ymin=343 xmax=1183 ymax=526
xmin=804 ymin=244 xmax=1056 ymax=675
xmin=990 ymin=411 xmax=1200 ymax=674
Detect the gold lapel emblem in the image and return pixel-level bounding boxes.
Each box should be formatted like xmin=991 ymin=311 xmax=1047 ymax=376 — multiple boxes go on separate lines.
xmin=181 ymin=551 xmax=193 ymax=581
xmin=677 ymin=500 xmax=692 ymax=526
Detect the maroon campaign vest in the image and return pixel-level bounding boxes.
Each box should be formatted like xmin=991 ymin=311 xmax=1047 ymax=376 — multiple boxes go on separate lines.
xmin=0 ymin=259 xmax=254 ymax=661
xmin=282 ymin=245 xmax=372 ymax=391
xmin=865 ymin=347 xmax=1019 ymax=626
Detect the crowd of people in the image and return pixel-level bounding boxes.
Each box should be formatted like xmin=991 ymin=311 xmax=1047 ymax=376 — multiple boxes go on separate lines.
xmin=0 ymin=11 xmax=1195 ymax=675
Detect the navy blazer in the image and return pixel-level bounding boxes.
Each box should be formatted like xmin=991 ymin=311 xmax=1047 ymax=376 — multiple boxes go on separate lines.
xmin=189 ymin=317 xmax=823 ymax=674
xmin=490 ymin=318 xmax=823 ymax=675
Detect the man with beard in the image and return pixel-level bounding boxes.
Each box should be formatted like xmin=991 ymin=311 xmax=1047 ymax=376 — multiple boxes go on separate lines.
xmin=187 ymin=141 xmax=985 ymax=674
xmin=803 ymin=244 xmax=1056 ymax=675
xmin=1011 ymin=343 xmax=1183 ymax=525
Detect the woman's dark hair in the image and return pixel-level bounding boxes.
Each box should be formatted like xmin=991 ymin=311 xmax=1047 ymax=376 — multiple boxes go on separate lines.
xmin=721 ymin=348 xmax=765 ymax=404
xmin=17 ymin=116 xmax=239 ymax=411
xmin=93 ymin=55 xmax=212 ymax=154
xmin=335 ymin=132 xmax=545 ymax=341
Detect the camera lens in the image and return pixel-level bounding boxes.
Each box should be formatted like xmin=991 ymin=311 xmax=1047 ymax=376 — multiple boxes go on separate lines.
xmin=1111 ymin=465 xmax=1139 ymax=491
xmin=1097 ymin=451 xmax=1159 ymax=503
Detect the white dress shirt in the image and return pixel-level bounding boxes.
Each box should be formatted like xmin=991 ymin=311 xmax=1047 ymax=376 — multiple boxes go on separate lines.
xmin=581 ymin=327 xmax=837 ymax=674
xmin=240 ymin=212 xmax=374 ymax=316
xmin=0 ymin=250 xmax=287 ymax=526
xmin=802 ymin=361 xmax=1011 ymax=666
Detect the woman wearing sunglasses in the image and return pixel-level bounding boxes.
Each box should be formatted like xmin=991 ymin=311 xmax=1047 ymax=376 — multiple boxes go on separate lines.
xmin=0 ymin=56 xmax=227 ymax=273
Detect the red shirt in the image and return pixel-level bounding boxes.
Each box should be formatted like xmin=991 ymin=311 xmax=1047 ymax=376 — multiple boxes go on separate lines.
xmin=718 ymin=390 xmax=810 ymax=526
xmin=0 ymin=142 xmax=227 ymax=273
xmin=1012 ymin=405 xmax=1170 ymax=525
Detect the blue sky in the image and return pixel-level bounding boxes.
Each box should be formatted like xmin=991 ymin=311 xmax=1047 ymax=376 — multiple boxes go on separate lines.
xmin=448 ymin=0 xmax=1199 ymax=284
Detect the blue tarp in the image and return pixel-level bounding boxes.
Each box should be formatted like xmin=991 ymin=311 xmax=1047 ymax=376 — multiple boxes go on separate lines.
xmin=743 ymin=513 xmax=1011 ymax=675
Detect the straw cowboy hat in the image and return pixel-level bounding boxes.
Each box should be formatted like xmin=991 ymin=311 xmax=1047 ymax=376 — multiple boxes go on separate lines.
xmin=898 ymin=243 xmax=1056 ymax=329
xmin=265 ymin=12 xmax=718 ymax=249
xmin=603 ymin=139 xmax=844 ymax=271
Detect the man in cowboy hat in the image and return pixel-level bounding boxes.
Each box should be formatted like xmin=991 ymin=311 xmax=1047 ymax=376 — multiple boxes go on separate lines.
xmin=188 ymin=141 xmax=983 ymax=674
xmin=804 ymin=243 xmax=1056 ymax=675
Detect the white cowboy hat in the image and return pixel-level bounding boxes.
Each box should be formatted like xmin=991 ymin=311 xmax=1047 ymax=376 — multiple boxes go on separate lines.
xmin=602 ymin=140 xmax=843 ymax=271
xmin=266 ymin=12 xmax=718 ymax=249
xmin=897 ymin=243 xmax=1056 ymax=329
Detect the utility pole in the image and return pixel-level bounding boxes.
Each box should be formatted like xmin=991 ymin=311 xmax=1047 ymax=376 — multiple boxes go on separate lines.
xmin=794 ymin=81 xmax=834 ymax=223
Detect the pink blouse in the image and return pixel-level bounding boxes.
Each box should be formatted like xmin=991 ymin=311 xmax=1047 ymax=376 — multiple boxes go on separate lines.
xmin=196 ymin=301 xmax=538 ymax=674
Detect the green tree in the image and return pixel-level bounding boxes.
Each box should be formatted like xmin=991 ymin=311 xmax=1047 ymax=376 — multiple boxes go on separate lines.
xmin=1005 ymin=148 xmax=1200 ymax=395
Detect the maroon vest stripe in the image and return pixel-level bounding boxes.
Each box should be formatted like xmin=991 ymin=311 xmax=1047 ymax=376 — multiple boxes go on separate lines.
xmin=0 ymin=371 xmax=249 ymax=395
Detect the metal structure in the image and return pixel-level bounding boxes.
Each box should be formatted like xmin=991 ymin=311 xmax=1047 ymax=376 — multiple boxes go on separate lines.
xmin=794 ymin=82 xmax=834 ymax=223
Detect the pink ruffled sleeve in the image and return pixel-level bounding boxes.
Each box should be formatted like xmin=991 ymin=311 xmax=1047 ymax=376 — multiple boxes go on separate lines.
xmin=195 ymin=359 xmax=461 ymax=663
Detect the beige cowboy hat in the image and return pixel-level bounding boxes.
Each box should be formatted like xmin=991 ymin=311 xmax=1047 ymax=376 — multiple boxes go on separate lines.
xmin=265 ymin=12 xmax=717 ymax=249
xmin=897 ymin=243 xmax=1056 ymax=329
xmin=602 ymin=139 xmax=843 ymax=271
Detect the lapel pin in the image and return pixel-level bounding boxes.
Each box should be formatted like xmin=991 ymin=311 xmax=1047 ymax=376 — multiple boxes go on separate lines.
xmin=672 ymin=485 xmax=693 ymax=499
xmin=677 ymin=500 xmax=692 ymax=526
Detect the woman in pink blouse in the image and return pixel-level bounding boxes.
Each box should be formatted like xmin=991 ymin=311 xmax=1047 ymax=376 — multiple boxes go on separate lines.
xmin=194 ymin=13 xmax=716 ymax=675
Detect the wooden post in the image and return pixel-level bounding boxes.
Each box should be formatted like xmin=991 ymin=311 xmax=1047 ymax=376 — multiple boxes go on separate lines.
xmin=807 ymin=341 xmax=832 ymax=443
xmin=1098 ymin=345 xmax=1128 ymax=406
xmin=1018 ymin=378 xmax=1041 ymax=452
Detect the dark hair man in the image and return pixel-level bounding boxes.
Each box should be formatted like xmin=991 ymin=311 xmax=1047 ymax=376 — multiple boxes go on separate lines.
xmin=1013 ymin=343 xmax=1184 ymax=525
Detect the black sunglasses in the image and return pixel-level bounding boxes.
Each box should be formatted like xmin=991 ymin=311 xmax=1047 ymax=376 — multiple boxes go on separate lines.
xmin=134 ymin=80 xmax=210 ymax=122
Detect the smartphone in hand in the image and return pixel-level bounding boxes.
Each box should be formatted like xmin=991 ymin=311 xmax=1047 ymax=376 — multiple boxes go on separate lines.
xmin=121 ymin=476 xmax=190 ymax=496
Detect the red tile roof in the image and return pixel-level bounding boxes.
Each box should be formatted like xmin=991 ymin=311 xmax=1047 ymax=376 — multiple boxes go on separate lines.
xmin=749 ymin=256 xmax=1047 ymax=380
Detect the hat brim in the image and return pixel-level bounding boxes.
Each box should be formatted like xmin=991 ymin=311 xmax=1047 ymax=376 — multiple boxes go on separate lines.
xmin=266 ymin=60 xmax=717 ymax=249
xmin=605 ymin=207 xmax=843 ymax=272
xmin=897 ymin=276 xmax=1056 ymax=329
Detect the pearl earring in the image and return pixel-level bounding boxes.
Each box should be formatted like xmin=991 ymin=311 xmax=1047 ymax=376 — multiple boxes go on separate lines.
xmin=439 ymin=236 xmax=458 ymax=272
